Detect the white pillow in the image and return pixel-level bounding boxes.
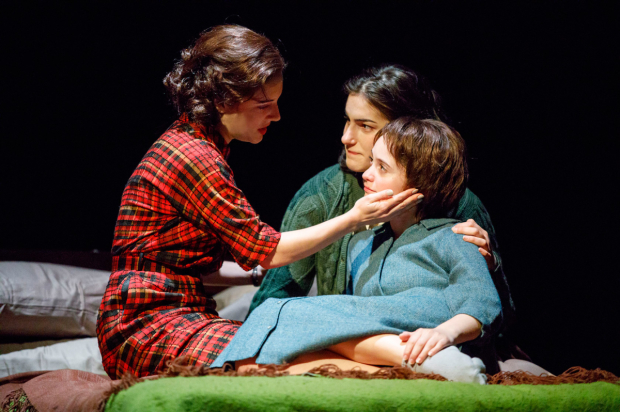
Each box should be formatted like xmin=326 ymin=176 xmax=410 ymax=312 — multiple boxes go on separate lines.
xmin=0 ymin=338 xmax=106 ymax=378
xmin=212 ymin=284 xmax=258 ymax=312
xmin=212 ymin=277 xmax=319 ymax=321
xmin=0 ymin=262 xmax=110 ymax=340
xmin=217 ymin=291 xmax=257 ymax=321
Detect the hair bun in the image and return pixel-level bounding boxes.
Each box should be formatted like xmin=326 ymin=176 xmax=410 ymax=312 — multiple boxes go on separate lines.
xmin=163 ymin=25 xmax=285 ymax=129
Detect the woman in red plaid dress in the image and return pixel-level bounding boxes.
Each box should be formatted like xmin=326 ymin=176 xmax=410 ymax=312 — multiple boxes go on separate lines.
xmin=97 ymin=25 xmax=420 ymax=379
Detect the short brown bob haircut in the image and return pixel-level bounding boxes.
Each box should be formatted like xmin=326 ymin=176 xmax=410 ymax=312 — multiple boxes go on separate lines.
xmin=164 ymin=25 xmax=285 ymax=132
xmin=376 ymin=117 xmax=469 ymax=220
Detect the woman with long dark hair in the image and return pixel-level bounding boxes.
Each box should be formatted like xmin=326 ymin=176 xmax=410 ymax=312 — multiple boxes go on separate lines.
xmin=96 ymin=26 xmax=419 ymax=379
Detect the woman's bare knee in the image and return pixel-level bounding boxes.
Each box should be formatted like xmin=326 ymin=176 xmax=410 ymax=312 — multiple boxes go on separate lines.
xmin=235 ymin=350 xmax=381 ymax=375
xmin=235 ymin=356 xmax=259 ymax=373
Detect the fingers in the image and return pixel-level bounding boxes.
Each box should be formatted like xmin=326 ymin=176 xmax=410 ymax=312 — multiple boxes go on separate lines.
xmin=406 ymin=334 xmax=429 ymax=366
xmin=451 ymin=219 xmax=475 ymax=232
xmin=356 ymin=188 xmax=422 ymax=226
xmin=417 ymin=338 xmax=450 ymax=365
xmin=361 ymin=189 xmax=415 ymax=213
xmin=402 ymin=329 xmax=452 ymax=366
xmin=399 ymin=331 xmax=412 ymax=342
xmin=394 ymin=188 xmax=419 ymax=200
xmin=380 ymin=188 xmax=419 ymax=208
xmin=452 ymin=226 xmax=483 ymax=236
xmin=401 ymin=330 xmax=422 ymax=365
xmin=386 ymin=189 xmax=423 ymax=214
xmin=365 ymin=188 xmax=397 ymax=203
xmin=363 ymin=188 xmax=420 ymax=215
xmin=452 ymin=220 xmax=488 ymax=237
xmin=468 ymin=238 xmax=495 ymax=270
xmin=462 ymin=235 xmax=488 ymax=248
xmin=401 ymin=329 xmax=433 ymax=366
xmin=478 ymin=247 xmax=493 ymax=258
xmin=356 ymin=189 xmax=396 ymax=210
xmin=453 ymin=220 xmax=493 ymax=257
xmin=401 ymin=193 xmax=424 ymax=211
xmin=462 ymin=218 xmax=479 ymax=227
xmin=480 ymin=248 xmax=497 ymax=272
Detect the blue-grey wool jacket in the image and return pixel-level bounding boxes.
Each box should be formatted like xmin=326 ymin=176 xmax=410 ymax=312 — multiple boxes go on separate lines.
xmin=212 ymin=218 xmax=502 ymax=367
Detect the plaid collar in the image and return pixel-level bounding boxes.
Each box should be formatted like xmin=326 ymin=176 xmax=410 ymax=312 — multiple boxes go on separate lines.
xmin=178 ymin=113 xmax=230 ymax=159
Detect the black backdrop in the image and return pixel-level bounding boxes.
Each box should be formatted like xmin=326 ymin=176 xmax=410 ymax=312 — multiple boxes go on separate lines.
xmin=2 ymin=1 xmax=619 ymax=375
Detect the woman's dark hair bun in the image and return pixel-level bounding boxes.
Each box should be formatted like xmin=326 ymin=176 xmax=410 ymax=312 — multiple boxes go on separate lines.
xmin=164 ymin=25 xmax=285 ymax=132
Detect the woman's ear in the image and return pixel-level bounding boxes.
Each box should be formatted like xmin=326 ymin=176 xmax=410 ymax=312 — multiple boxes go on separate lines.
xmin=215 ymin=98 xmax=232 ymax=114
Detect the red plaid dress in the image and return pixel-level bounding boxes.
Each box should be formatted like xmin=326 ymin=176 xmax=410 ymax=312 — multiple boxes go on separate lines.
xmin=97 ymin=115 xmax=281 ymax=378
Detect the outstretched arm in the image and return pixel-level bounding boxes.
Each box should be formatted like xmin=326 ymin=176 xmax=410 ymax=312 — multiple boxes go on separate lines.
xmin=248 ymin=184 xmax=327 ymax=315
xmin=260 ymin=189 xmax=421 ymax=269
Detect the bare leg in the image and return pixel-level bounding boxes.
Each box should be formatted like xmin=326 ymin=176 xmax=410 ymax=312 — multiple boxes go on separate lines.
xmin=330 ymin=334 xmax=487 ymax=384
xmin=329 ymin=334 xmax=402 ymax=366
xmin=236 ymin=350 xmax=381 ymax=375
xmin=238 ymin=334 xmax=487 ymax=383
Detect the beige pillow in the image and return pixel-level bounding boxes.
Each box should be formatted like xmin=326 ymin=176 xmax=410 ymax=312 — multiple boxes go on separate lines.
xmin=0 ymin=262 xmax=110 ymax=340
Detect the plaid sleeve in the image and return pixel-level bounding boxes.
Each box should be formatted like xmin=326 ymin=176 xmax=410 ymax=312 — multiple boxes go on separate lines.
xmin=161 ymin=137 xmax=280 ymax=271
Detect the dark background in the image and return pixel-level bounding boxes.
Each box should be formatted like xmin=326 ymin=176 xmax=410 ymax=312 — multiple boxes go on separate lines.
xmin=2 ymin=1 xmax=618 ymax=374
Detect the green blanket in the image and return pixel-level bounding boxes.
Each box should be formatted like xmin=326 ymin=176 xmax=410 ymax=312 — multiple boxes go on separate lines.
xmin=105 ymin=376 xmax=620 ymax=412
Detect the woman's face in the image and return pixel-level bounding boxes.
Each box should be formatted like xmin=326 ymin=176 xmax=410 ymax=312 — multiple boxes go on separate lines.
xmin=362 ymin=136 xmax=409 ymax=196
xmin=341 ymin=94 xmax=389 ymax=172
xmin=218 ymin=77 xmax=283 ymax=144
